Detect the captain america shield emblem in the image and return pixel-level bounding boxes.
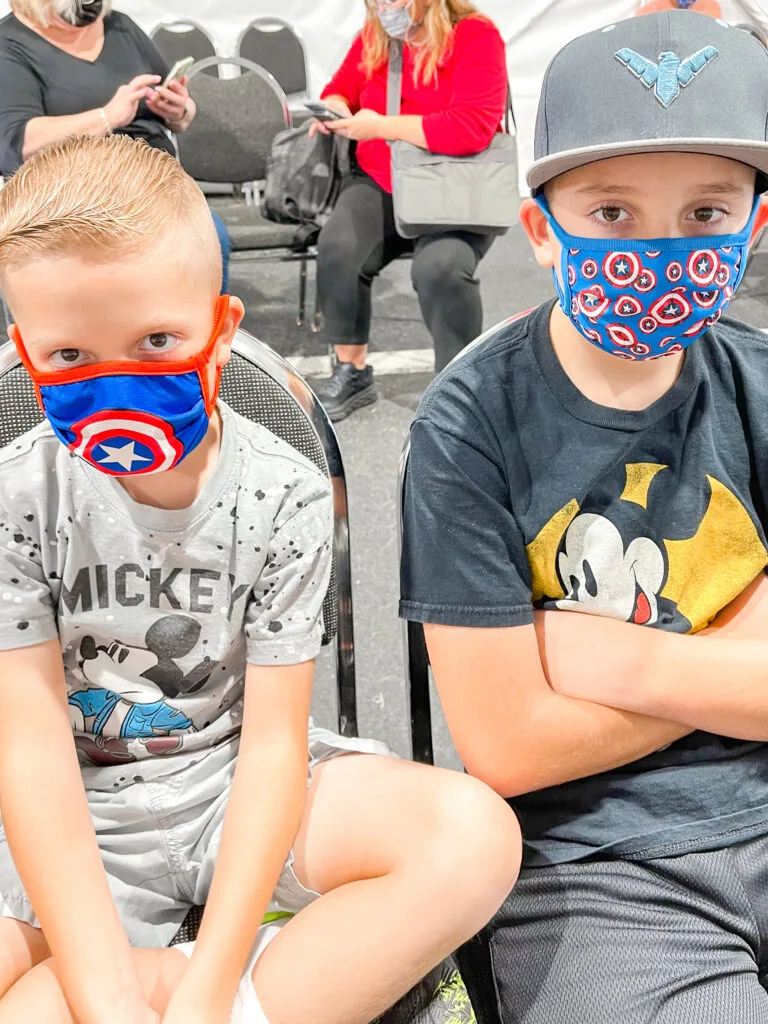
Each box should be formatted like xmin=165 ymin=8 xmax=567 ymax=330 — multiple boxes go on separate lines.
xmin=649 ymin=291 xmax=692 ymax=326
xmin=603 ymin=252 xmax=640 ymax=287
xmin=687 ymin=250 xmax=719 ymax=287
xmin=70 ymin=410 xmax=184 ymax=475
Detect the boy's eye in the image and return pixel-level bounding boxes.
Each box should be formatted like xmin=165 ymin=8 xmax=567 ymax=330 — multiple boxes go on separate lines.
xmin=50 ymin=348 xmax=87 ymax=368
xmin=691 ymin=207 xmax=725 ymax=225
xmin=593 ymin=206 xmax=629 ymax=224
xmin=138 ymin=333 xmax=179 ymax=354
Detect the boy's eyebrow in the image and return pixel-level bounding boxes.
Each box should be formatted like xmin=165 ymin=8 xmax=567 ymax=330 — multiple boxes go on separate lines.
xmin=574 ymin=182 xmax=749 ymax=198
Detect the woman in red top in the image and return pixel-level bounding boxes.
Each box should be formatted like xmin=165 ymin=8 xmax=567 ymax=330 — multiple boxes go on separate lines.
xmin=311 ymin=0 xmax=508 ymax=421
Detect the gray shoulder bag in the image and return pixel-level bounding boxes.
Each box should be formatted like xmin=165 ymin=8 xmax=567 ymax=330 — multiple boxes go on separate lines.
xmin=387 ymin=38 xmax=519 ymax=239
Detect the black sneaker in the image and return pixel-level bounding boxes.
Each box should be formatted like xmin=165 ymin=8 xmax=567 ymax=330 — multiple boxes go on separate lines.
xmin=313 ymin=362 xmax=377 ymax=422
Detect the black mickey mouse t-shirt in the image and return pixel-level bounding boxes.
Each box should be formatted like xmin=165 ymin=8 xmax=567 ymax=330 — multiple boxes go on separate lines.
xmin=401 ymin=300 xmax=768 ymax=866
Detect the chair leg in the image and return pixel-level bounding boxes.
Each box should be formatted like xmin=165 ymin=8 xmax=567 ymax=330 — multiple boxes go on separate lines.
xmin=297 ymin=257 xmax=307 ymax=328
xmin=407 ymin=621 xmax=433 ymax=764
xmin=312 ymin=275 xmax=323 ymax=333
xmin=455 ymin=933 xmax=502 ymax=1024
xmin=333 ymin=483 xmax=358 ymax=739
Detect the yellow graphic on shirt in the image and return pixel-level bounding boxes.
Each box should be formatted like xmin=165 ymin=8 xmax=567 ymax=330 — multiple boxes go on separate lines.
xmin=620 ymin=462 xmax=667 ymax=509
xmin=526 ymin=465 xmax=767 ymax=633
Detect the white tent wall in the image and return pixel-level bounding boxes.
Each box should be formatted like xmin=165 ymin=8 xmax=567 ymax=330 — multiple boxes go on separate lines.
xmin=0 ymin=0 xmax=764 ymax=189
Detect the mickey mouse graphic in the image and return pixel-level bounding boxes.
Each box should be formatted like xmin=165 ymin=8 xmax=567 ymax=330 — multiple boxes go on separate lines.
xmin=69 ymin=615 xmax=215 ymax=762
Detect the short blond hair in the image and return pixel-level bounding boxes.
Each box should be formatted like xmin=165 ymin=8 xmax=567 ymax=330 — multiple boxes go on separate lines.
xmin=10 ymin=0 xmax=112 ymax=28
xmin=0 ymin=135 xmax=221 ymax=285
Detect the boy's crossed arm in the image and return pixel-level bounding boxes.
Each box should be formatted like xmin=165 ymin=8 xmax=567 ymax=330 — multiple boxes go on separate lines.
xmin=537 ymin=572 xmax=768 ymax=741
xmin=426 ymin=574 xmax=768 ymax=800
xmin=0 ymin=640 xmax=155 ymax=1024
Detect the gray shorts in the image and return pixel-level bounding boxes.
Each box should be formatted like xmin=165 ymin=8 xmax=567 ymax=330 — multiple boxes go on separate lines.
xmin=0 ymin=725 xmax=391 ymax=949
xmin=489 ymin=834 xmax=768 ymax=1024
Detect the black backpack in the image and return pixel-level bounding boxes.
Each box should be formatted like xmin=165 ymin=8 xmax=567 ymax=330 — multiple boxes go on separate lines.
xmin=262 ymin=121 xmax=351 ymax=236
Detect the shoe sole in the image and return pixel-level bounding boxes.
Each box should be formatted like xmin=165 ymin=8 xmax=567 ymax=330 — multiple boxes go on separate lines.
xmin=324 ymin=386 xmax=378 ymax=423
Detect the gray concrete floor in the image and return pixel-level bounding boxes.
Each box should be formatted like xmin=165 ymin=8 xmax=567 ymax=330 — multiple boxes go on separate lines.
xmin=230 ymin=225 xmax=768 ymax=766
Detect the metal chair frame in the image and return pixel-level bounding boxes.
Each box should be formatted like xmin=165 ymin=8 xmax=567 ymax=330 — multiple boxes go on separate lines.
xmin=396 ymin=323 xmax=520 ymax=1024
xmin=183 ymin=56 xmax=317 ymax=329
xmin=0 ymin=328 xmax=358 ymax=739
xmin=149 ymin=19 xmax=219 ymax=70
xmin=235 ymin=16 xmax=311 ymax=99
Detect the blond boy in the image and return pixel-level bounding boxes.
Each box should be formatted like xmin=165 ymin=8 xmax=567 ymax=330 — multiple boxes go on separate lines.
xmin=0 ymin=136 xmax=520 ymax=1024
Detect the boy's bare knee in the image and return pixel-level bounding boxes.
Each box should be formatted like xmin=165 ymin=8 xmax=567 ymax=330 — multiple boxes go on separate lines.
xmin=0 ymin=920 xmax=49 ymax=1002
xmin=428 ymin=772 xmax=522 ymax=898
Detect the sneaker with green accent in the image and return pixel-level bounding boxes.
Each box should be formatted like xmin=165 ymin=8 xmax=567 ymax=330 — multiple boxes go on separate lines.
xmin=375 ymin=958 xmax=477 ymax=1024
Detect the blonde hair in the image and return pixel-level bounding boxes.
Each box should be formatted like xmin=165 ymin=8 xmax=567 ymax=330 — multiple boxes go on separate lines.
xmin=10 ymin=0 xmax=112 ymax=28
xmin=0 ymin=135 xmax=220 ymax=283
xmin=361 ymin=0 xmax=484 ymax=85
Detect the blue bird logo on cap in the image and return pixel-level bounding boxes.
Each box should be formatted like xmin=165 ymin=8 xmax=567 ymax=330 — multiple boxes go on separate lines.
xmin=614 ymin=46 xmax=719 ymax=107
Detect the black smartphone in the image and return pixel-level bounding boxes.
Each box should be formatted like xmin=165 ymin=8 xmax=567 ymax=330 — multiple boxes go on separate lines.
xmin=304 ymin=101 xmax=345 ymax=122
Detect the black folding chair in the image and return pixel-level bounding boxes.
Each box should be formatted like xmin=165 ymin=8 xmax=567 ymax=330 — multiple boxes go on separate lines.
xmin=177 ymin=56 xmax=318 ymax=328
xmin=397 ymin=326 xmax=510 ymax=1024
xmin=150 ymin=20 xmax=218 ymax=76
xmin=0 ymin=327 xmax=359 ymax=943
xmin=236 ymin=17 xmax=310 ymax=101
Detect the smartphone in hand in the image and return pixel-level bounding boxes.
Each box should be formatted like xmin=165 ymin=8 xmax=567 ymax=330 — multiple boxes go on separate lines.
xmin=304 ymin=101 xmax=345 ymax=122
xmin=162 ymin=56 xmax=195 ymax=88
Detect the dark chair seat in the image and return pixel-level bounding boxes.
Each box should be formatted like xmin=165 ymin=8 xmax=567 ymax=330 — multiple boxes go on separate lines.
xmin=208 ymin=198 xmax=311 ymax=251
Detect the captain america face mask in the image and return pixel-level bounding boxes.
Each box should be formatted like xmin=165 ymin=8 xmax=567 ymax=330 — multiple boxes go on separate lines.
xmin=536 ymin=196 xmax=760 ymax=360
xmin=13 ymin=296 xmax=230 ymax=477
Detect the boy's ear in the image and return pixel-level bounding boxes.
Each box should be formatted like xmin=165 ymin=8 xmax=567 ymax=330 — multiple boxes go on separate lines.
xmin=214 ymin=296 xmax=246 ymax=369
xmin=750 ymin=197 xmax=768 ymax=245
xmin=519 ymin=197 xmax=557 ymax=270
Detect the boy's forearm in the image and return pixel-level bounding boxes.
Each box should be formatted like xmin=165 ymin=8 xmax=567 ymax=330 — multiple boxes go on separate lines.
xmin=0 ymin=646 xmax=143 ymax=1024
xmin=184 ymin=740 xmax=307 ymax=1008
xmin=539 ymin=610 xmax=768 ymax=740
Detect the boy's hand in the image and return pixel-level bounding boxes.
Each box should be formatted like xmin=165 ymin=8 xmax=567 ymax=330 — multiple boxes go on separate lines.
xmin=162 ymin=981 xmax=231 ymax=1024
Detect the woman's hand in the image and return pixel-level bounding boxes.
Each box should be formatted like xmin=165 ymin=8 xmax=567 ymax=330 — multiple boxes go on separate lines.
xmin=328 ymin=108 xmax=387 ymax=141
xmin=146 ymin=78 xmax=191 ymax=128
xmin=308 ymin=97 xmax=352 ymax=138
xmin=103 ymin=74 xmax=161 ymax=129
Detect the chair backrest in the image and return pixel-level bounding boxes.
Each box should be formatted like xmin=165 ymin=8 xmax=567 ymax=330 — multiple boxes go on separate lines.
xmin=236 ymin=18 xmax=309 ymax=97
xmin=0 ymin=328 xmax=358 ymax=739
xmin=177 ymin=57 xmax=290 ymax=184
xmin=150 ymin=21 xmax=218 ymax=76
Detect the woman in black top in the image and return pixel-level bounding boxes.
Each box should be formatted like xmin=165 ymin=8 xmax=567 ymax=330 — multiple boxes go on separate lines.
xmin=0 ymin=0 xmax=231 ymax=290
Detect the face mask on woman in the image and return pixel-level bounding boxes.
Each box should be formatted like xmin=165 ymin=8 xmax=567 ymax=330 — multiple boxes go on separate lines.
xmin=377 ymin=1 xmax=413 ymax=40
xmin=59 ymin=0 xmax=104 ymax=27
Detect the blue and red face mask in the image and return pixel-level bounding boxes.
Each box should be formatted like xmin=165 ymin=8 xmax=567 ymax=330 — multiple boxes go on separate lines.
xmin=12 ymin=296 xmax=230 ymax=477
xmin=536 ymin=197 xmax=760 ymax=360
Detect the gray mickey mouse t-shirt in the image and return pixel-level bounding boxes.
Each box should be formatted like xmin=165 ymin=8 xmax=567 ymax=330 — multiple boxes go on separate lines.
xmin=0 ymin=401 xmax=332 ymax=770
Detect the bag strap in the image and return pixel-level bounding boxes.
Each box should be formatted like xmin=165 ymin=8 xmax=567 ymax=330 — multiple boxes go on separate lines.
xmin=389 ymin=37 xmax=516 ymax=136
xmin=387 ymin=39 xmax=404 ymax=118
xmin=505 ymin=84 xmax=516 ymax=135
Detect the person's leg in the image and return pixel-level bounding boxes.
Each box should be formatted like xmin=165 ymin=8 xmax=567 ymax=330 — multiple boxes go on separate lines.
xmin=411 ymin=232 xmax=496 ymax=372
xmin=0 ymin=921 xmax=50 ymax=1002
xmin=211 ymin=210 xmax=232 ymax=295
xmin=0 ymin=945 xmax=186 ymax=1022
xmin=251 ymin=754 xmax=521 ymax=1024
xmin=315 ymin=175 xmax=409 ymax=420
xmin=490 ymin=847 xmax=768 ymax=1024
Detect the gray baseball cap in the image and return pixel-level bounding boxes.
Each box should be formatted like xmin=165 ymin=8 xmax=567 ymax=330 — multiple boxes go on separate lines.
xmin=527 ymin=11 xmax=768 ymax=193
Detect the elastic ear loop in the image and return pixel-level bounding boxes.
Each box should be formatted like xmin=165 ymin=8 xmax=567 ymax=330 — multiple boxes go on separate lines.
xmin=194 ymin=293 xmax=230 ymax=416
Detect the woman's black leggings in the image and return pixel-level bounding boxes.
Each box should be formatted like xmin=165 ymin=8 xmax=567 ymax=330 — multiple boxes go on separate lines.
xmin=316 ymin=172 xmax=496 ymax=372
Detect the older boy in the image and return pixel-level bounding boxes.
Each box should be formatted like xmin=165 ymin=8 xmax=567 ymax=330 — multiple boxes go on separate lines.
xmin=401 ymin=11 xmax=768 ymax=1022
xmin=0 ymin=135 xmax=520 ymax=1024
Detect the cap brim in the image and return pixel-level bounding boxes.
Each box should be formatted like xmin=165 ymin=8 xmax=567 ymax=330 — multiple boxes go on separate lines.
xmin=526 ymin=138 xmax=768 ymax=192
